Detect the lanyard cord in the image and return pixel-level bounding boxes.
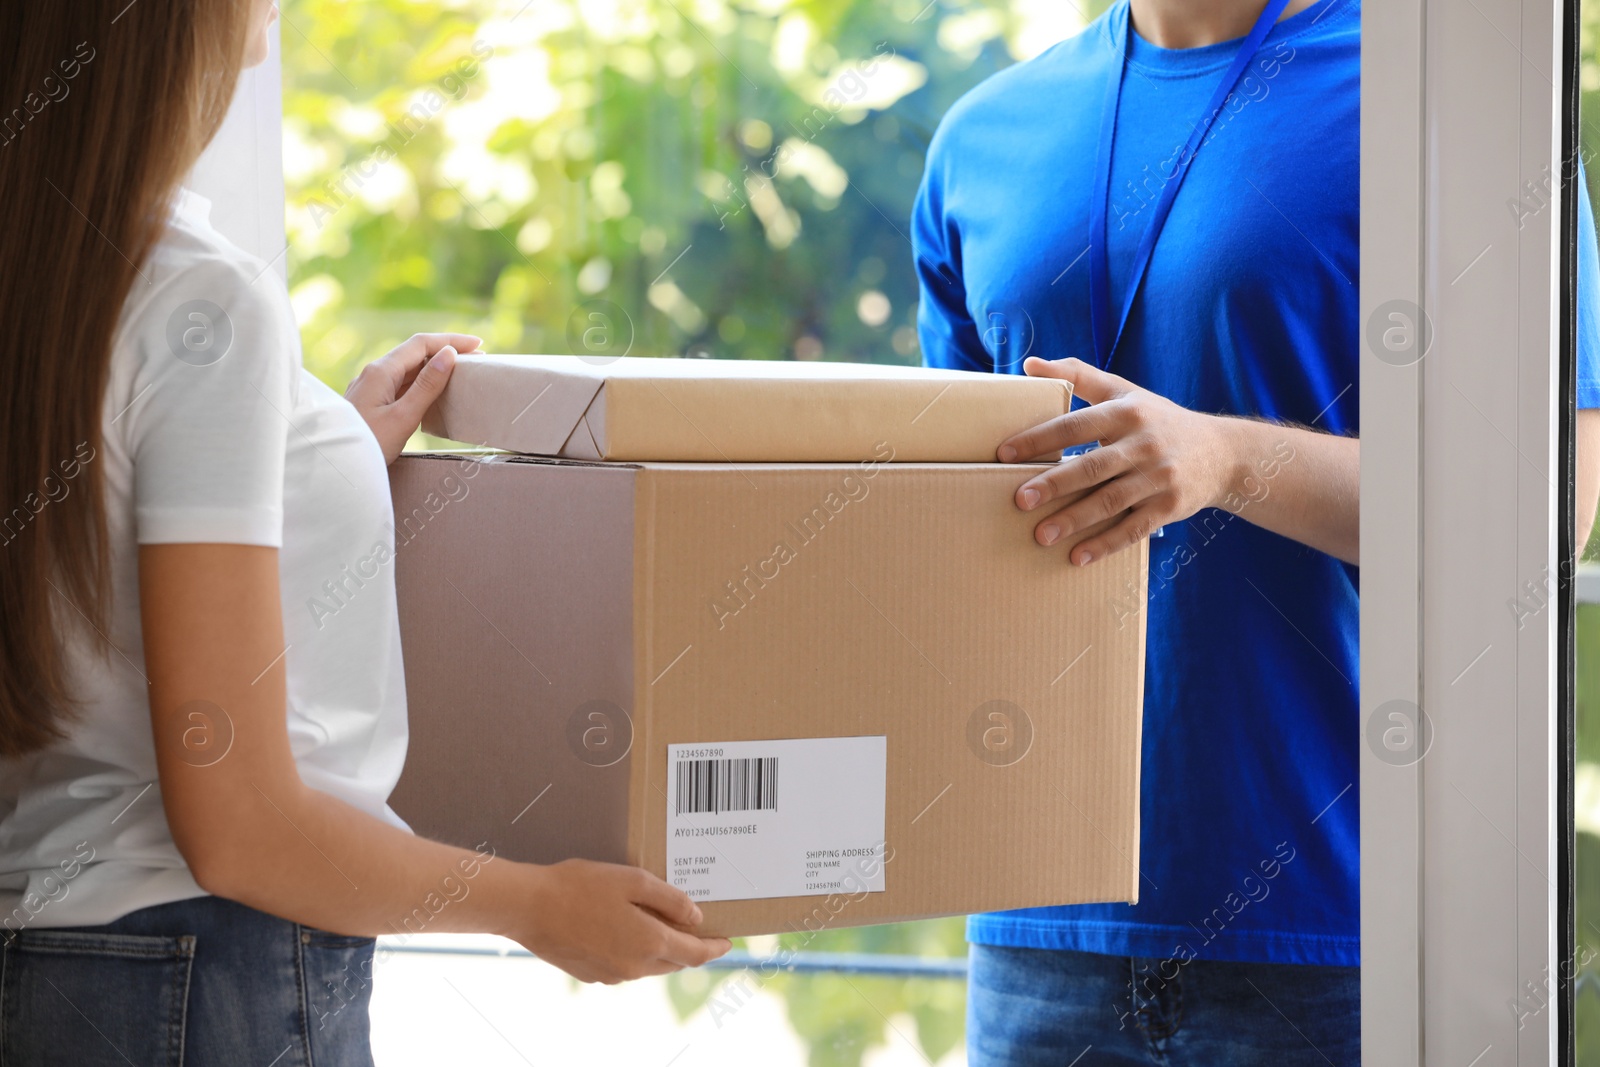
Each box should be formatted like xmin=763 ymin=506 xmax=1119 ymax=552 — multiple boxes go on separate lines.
xmin=1087 ymin=0 xmax=1295 ymax=372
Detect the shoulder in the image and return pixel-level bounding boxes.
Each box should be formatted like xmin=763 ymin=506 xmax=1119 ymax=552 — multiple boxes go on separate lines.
xmin=105 ymin=193 xmax=302 ymax=442
xmin=926 ymin=19 xmax=1115 ymax=177
xmin=1275 ymin=0 xmax=1359 ymax=60
xmin=114 ymin=193 xmax=299 ymax=387
xmin=129 ymin=196 xmax=289 ymax=337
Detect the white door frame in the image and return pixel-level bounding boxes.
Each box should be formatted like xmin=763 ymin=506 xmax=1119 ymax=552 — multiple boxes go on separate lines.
xmin=1362 ymin=0 xmax=1573 ymax=1061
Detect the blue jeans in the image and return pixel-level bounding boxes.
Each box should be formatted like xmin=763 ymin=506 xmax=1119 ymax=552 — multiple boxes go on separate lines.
xmin=967 ymin=944 xmax=1360 ymax=1066
xmin=0 ymin=894 xmax=376 ymax=1066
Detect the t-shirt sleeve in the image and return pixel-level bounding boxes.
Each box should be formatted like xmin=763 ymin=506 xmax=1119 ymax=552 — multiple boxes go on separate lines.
xmin=121 ymin=258 xmax=296 ymax=546
xmin=913 ymin=125 xmax=991 ymax=373
xmin=1578 ymin=162 xmax=1600 ymax=409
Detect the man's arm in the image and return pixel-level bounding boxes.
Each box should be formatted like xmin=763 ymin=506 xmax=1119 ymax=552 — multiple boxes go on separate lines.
xmin=1569 ymin=162 xmax=1600 ymax=553
xmin=1578 ymin=409 xmax=1600 ymax=553
xmin=996 ymin=357 xmax=1358 ymax=565
xmin=911 ymin=123 xmax=992 ymax=372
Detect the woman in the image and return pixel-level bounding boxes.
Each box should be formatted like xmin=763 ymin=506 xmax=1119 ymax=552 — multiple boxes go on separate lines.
xmin=0 ymin=2 xmax=728 ymax=1063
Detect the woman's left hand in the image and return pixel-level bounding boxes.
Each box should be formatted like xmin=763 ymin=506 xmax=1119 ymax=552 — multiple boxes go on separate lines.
xmin=345 ymin=333 xmax=482 ymax=464
xmin=998 ymin=356 xmax=1241 ymax=566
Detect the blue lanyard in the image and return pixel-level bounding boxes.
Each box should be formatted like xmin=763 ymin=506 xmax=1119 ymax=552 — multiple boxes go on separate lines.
xmin=1087 ymin=0 xmax=1293 ymax=371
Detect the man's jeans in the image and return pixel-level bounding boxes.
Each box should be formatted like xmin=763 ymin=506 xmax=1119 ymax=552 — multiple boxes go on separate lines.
xmin=967 ymin=943 xmax=1359 ymax=1066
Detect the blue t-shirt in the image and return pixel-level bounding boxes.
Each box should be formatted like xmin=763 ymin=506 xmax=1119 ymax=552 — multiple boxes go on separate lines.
xmin=914 ymin=0 xmax=1600 ymax=967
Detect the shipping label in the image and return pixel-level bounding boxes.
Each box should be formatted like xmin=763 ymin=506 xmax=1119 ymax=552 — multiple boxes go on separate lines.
xmin=665 ymin=736 xmax=887 ymax=902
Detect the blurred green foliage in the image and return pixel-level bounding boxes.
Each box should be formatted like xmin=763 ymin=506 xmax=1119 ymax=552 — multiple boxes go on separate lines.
xmin=281 ymin=0 xmax=1093 ymax=395
xmin=670 ymin=919 xmax=968 ymax=1066
xmin=1579 ymin=604 xmax=1600 ymax=1061
xmin=281 ymin=1 xmax=1091 ymax=1063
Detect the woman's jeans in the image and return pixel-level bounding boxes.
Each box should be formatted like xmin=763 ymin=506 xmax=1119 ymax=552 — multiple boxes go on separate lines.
xmin=967 ymin=943 xmax=1360 ymax=1066
xmin=0 ymin=894 xmax=376 ymax=1066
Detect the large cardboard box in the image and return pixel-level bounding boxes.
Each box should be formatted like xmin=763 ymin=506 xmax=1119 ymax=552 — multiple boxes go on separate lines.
xmin=420 ymin=354 xmax=1072 ymax=463
xmin=388 ymin=451 xmax=1148 ymax=938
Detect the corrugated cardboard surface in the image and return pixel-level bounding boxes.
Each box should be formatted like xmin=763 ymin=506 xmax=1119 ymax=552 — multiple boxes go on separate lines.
xmin=421 ymin=355 xmax=1073 ymax=463
xmin=389 ymin=453 xmax=1145 ymax=938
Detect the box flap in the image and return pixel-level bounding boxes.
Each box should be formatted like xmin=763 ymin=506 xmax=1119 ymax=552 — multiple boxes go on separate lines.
xmin=386 ymin=454 xmax=641 ymax=869
xmin=424 ymin=354 xmax=1072 ymax=463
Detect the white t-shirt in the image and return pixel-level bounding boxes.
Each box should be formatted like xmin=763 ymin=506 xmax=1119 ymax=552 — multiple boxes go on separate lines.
xmin=0 ymin=189 xmax=410 ymax=930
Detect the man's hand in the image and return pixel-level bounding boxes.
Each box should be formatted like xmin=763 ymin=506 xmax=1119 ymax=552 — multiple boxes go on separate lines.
xmin=998 ymin=356 xmax=1361 ymax=566
xmin=998 ymin=356 xmax=1241 ymax=565
xmin=345 ymin=332 xmax=482 ymax=464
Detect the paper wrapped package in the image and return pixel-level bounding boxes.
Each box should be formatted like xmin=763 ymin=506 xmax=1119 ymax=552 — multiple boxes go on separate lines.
xmin=421 ymin=354 xmax=1073 ymax=462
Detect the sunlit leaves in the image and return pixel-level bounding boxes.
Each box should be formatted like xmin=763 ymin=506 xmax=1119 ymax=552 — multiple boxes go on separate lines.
xmin=283 ymin=0 xmax=1067 ymax=397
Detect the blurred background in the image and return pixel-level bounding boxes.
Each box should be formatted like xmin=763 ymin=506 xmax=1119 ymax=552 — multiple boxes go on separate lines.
xmin=282 ymin=0 xmax=1107 ymax=391
xmin=280 ymin=1 xmax=1102 ymax=1063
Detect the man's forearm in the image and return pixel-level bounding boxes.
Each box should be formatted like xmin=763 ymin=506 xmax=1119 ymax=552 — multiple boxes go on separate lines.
xmin=1213 ymin=418 xmax=1360 ymax=565
xmin=1576 ymin=409 xmax=1600 ymax=552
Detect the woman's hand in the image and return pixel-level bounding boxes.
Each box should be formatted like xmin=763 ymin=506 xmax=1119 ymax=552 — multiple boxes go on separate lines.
xmin=345 ymin=332 xmax=482 ymax=464
xmin=998 ymin=356 xmax=1242 ymax=566
xmin=511 ymin=859 xmax=731 ymax=984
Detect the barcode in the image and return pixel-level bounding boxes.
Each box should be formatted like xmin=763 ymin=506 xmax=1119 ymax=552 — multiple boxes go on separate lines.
xmin=675 ymin=757 xmax=778 ymax=816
